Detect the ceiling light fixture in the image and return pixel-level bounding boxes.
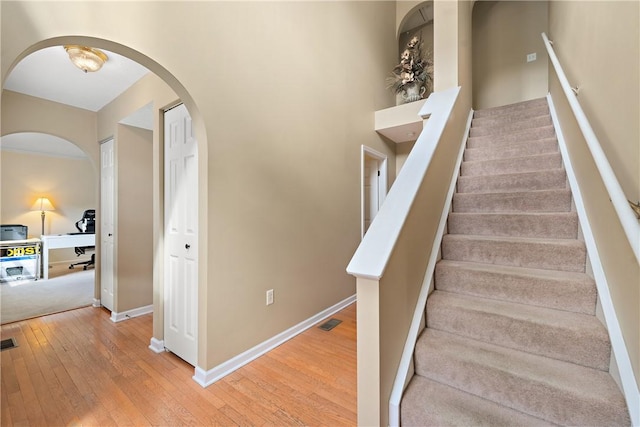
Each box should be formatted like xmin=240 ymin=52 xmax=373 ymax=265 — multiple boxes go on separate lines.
xmin=63 ymin=45 xmax=108 ymax=73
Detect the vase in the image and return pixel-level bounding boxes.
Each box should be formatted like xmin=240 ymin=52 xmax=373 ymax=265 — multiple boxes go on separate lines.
xmin=402 ymin=83 xmax=426 ymax=103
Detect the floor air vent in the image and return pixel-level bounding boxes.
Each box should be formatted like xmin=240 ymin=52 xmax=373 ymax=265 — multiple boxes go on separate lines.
xmin=318 ymin=318 xmax=342 ymax=331
xmin=1 ymin=338 xmax=18 ymax=351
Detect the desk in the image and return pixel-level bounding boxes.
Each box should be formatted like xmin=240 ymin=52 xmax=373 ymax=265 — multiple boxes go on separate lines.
xmin=41 ymin=234 xmax=95 ymax=280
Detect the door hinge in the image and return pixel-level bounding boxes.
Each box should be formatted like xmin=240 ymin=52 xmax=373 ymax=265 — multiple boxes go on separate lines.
xmin=377 ymin=170 xmax=380 ymax=177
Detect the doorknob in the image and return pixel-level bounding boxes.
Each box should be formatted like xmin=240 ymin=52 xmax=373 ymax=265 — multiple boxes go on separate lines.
xmin=108 ymin=233 xmax=113 ymax=236
xmin=185 ymin=244 xmax=191 ymax=250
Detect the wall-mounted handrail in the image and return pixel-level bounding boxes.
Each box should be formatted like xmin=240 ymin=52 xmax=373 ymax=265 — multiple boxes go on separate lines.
xmin=542 ymin=32 xmax=640 ymax=262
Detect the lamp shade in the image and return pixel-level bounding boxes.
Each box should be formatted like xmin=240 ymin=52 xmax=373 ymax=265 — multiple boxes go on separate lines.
xmin=31 ymin=197 xmax=55 ymax=212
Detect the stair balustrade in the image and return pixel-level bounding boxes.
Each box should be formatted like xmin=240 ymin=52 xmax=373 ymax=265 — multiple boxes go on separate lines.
xmin=346 ymin=86 xmax=470 ymax=426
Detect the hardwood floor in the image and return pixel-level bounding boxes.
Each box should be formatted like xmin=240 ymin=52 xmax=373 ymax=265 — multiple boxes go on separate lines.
xmin=0 ymin=303 xmax=356 ymax=426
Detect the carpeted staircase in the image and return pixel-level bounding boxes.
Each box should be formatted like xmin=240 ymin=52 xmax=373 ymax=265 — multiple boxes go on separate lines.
xmin=401 ymin=98 xmax=631 ymax=426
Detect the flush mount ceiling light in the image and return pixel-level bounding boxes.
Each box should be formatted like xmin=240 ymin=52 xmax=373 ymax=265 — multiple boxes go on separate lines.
xmin=63 ymin=45 xmax=108 ymax=73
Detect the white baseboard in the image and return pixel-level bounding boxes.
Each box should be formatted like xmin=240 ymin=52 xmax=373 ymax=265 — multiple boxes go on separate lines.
xmin=92 ymin=298 xmax=101 ymax=308
xmin=110 ymin=304 xmax=153 ymax=323
xmin=192 ymin=294 xmax=356 ymax=388
xmin=149 ymin=337 xmax=166 ymax=353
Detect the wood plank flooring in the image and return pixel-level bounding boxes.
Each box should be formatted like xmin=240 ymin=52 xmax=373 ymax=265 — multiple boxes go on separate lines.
xmin=1 ymin=303 xmax=356 ymax=426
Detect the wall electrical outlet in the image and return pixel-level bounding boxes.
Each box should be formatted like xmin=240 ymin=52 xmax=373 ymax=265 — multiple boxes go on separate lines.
xmin=526 ymin=52 xmax=537 ymax=62
xmin=266 ymin=289 xmax=274 ymax=305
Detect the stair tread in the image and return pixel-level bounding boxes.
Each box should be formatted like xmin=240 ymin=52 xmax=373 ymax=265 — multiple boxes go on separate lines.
xmin=442 ymin=233 xmax=586 ymax=273
xmin=443 ymin=233 xmax=584 ymax=246
xmin=435 ymin=260 xmax=596 ymax=315
xmin=471 ymin=106 xmax=550 ymax=128
xmin=473 ymin=98 xmax=548 ymax=118
xmin=427 ymin=290 xmax=609 ymax=369
xmin=464 ymin=137 xmax=558 ymax=158
xmin=453 ymin=190 xmax=572 ymax=213
xmin=457 ymin=169 xmax=567 ymax=193
xmin=469 ymin=115 xmax=553 ymax=138
xmin=401 ymin=376 xmax=554 ymax=427
xmin=460 ymin=152 xmax=563 ymax=176
xmin=447 ymin=213 xmax=578 ymax=238
xmin=459 ymin=166 xmax=565 ymax=180
xmin=414 ymin=328 xmax=630 ymax=426
xmin=468 ymin=124 xmax=555 ymax=142
xmin=437 ymin=258 xmax=590 ymax=282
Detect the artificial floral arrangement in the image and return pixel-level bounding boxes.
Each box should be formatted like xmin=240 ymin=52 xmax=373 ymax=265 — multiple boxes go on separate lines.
xmin=387 ymin=36 xmax=434 ymax=97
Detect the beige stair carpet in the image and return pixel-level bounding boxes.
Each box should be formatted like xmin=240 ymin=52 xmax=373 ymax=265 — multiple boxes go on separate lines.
xmin=400 ymin=98 xmax=631 ymax=426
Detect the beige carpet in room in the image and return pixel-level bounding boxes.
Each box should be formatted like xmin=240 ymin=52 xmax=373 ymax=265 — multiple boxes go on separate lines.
xmin=0 ymin=265 xmax=95 ymax=324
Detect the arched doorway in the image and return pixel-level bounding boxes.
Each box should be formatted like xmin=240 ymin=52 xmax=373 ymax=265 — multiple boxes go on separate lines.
xmin=1 ymin=37 xmax=209 ymax=373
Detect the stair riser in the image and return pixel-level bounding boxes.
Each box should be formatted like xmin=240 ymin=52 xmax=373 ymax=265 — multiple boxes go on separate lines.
xmin=471 ymin=106 xmax=550 ymax=128
xmin=470 ymin=116 xmax=553 ymax=138
xmin=467 ymin=126 xmax=556 ymax=148
xmin=447 ymin=213 xmax=578 ymax=239
xmin=442 ymin=236 xmax=586 ymax=272
xmin=461 ymin=153 xmax=563 ymax=176
xmin=473 ymin=98 xmax=549 ymax=118
xmin=415 ymin=334 xmax=626 ymax=426
xmin=435 ymin=262 xmax=596 ymax=314
xmin=457 ymin=170 xmax=567 ymax=193
xmin=426 ymin=294 xmax=609 ymax=370
xmin=453 ymin=190 xmax=572 ymax=213
xmin=464 ymin=139 xmax=558 ymax=162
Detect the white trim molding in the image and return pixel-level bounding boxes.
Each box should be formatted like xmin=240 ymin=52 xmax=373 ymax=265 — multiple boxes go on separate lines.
xmin=110 ymin=304 xmax=153 ymax=323
xmin=192 ymin=294 xmax=356 ymax=388
xmin=548 ymin=94 xmax=639 ymax=427
xmin=92 ymin=298 xmax=101 ymax=308
xmin=149 ymin=337 xmax=166 ymax=354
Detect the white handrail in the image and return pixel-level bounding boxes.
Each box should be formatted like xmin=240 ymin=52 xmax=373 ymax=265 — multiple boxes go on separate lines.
xmin=346 ymin=86 xmax=461 ymax=279
xmin=542 ymin=32 xmax=640 ymax=262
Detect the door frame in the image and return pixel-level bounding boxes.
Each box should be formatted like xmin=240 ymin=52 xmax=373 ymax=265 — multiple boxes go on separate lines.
xmin=361 ymin=145 xmax=388 ymax=239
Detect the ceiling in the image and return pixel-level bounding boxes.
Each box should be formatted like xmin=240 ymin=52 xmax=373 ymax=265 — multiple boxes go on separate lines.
xmin=2 ymin=46 xmax=152 ymax=158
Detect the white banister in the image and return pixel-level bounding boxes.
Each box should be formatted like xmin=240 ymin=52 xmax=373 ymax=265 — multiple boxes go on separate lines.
xmin=346 ymin=86 xmax=461 ymax=280
xmin=542 ymin=32 xmax=640 ymax=262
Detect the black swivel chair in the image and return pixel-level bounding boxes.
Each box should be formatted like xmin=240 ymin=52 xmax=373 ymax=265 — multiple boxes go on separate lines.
xmin=69 ymin=209 xmax=96 ymax=270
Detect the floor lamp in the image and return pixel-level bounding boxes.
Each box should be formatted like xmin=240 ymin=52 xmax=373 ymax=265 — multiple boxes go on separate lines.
xmin=31 ymin=197 xmax=54 ymax=279
xmin=31 ymin=197 xmax=55 ymax=236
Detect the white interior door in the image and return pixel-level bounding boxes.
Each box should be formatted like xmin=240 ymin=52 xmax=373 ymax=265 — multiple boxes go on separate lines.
xmin=362 ymin=147 xmax=388 ymax=238
xmin=164 ymin=103 xmax=198 ymax=366
xmin=100 ymin=139 xmax=115 ymax=311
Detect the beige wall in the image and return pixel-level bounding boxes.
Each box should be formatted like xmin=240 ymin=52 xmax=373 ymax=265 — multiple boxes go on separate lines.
xmin=114 ymin=124 xmax=153 ymax=312
xmin=2 ymin=1 xmax=398 ymax=371
xmin=0 ymin=149 xmax=95 ymax=262
xmin=548 ymin=0 xmax=639 ymax=389
xmin=472 ymin=0 xmax=549 ymax=109
xmin=549 ymin=0 xmax=639 ymax=202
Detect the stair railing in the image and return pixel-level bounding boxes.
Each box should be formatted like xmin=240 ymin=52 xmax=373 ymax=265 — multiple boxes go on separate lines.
xmin=542 ymin=32 xmax=640 ymax=262
xmin=346 ymin=86 xmax=468 ymax=426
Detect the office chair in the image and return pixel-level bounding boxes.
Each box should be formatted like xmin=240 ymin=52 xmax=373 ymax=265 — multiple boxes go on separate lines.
xmin=69 ymin=209 xmax=96 ymax=270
